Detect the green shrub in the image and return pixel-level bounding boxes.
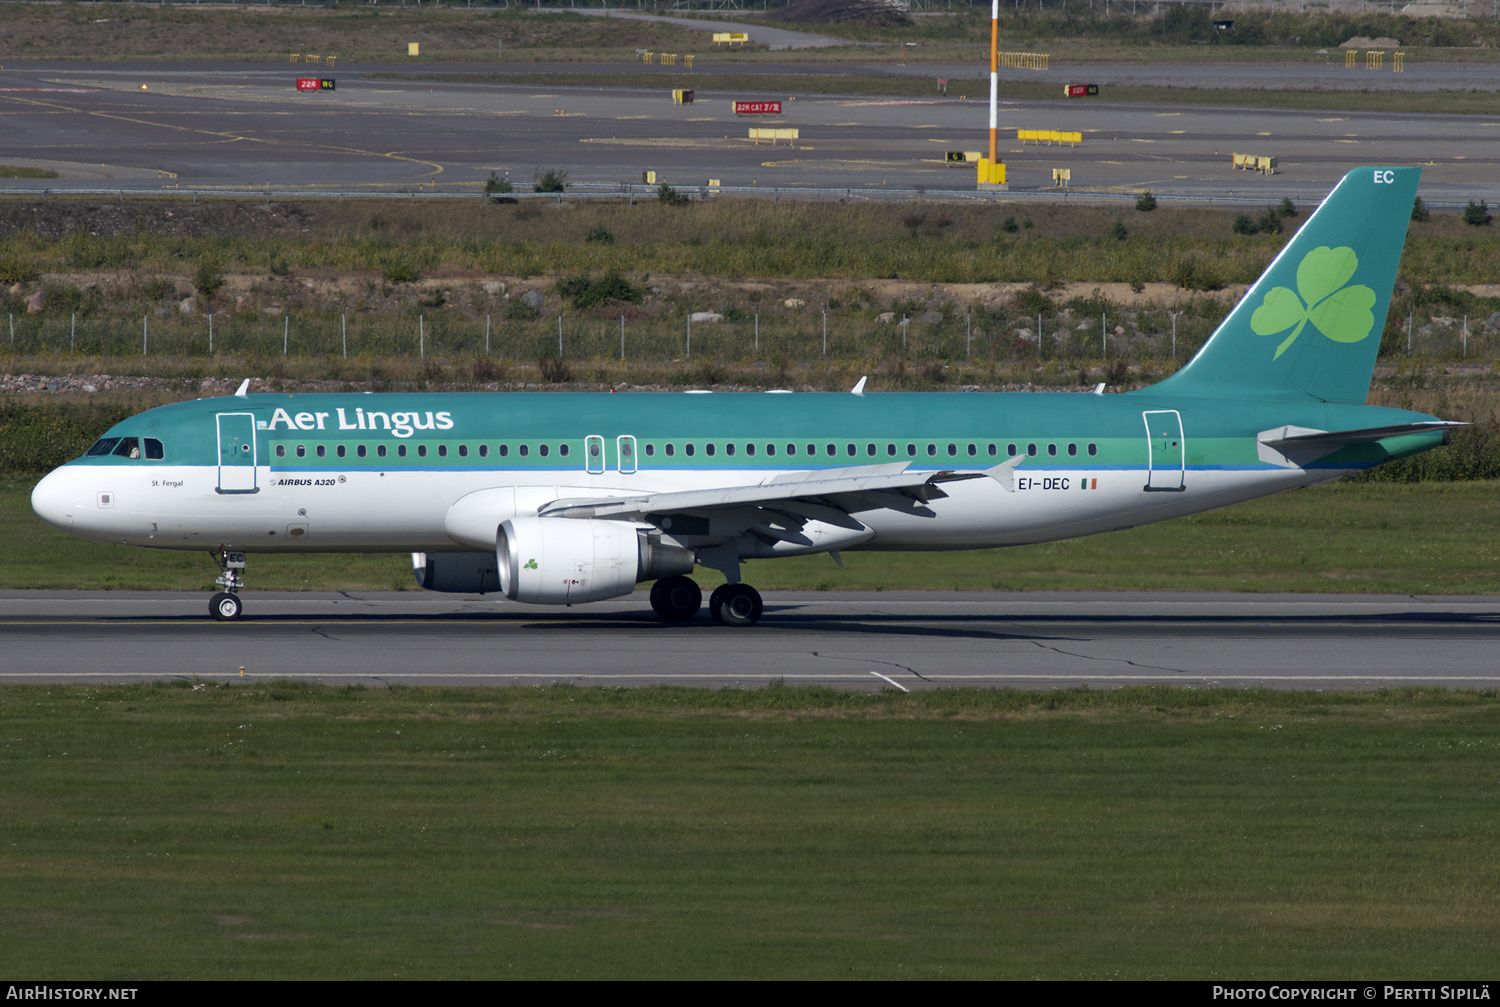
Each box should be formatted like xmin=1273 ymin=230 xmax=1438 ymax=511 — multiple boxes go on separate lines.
xmin=194 ymin=258 xmax=225 ymax=299
xmin=1108 ymin=220 xmax=1128 ymax=242
xmin=1232 ymin=214 xmax=1258 ymax=236
xmin=585 ymin=224 xmax=615 ymax=244
xmin=534 ymin=168 xmax=568 ymax=193
xmin=381 ymin=255 xmax=421 ymax=284
xmin=557 ymin=270 xmax=642 ymax=309
xmin=657 ymin=183 xmax=690 ymax=207
xmin=1411 ymin=196 xmax=1430 ymax=223
xmin=1463 ymin=200 xmax=1491 ymax=226
xmin=0 ymin=259 xmax=40 ymax=284
xmin=1135 ymin=191 xmax=1157 ymax=212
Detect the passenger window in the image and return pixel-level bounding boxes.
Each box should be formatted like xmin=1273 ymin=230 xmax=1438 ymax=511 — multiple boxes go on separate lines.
xmin=86 ymin=438 xmax=121 ymax=457
xmin=377 ymin=444 xmax=387 ymax=458
xmin=826 ymin=444 xmax=836 ymax=457
xmin=418 ymin=444 xmax=428 ymax=458
xmin=806 ymin=444 xmax=815 ymax=456
xmin=297 ymin=444 xmax=306 ymax=458
xmin=947 ymin=443 xmax=957 ymax=456
xmin=1047 ymin=444 xmax=1058 ymax=457
xmin=867 ymin=444 xmax=876 ymax=457
xmin=538 ymin=444 xmax=547 ymax=458
xmin=398 ymin=444 xmax=407 ymax=458
xmin=499 ymin=444 xmax=508 ymax=458
xmin=519 ymin=445 xmax=529 ymax=457
xmin=887 ymin=444 xmax=896 ymax=457
xmin=666 ymin=443 xmax=675 ymax=457
xmin=926 ymin=444 xmax=936 ymax=457
xmin=745 ymin=444 xmax=755 ymax=457
xmin=685 ymin=444 xmax=694 ymax=457
xmin=337 ymin=445 xmax=347 ymax=459
xmin=144 ymin=438 xmax=165 ymax=460
xmin=847 ymin=444 xmax=856 ymax=457
xmin=275 ymin=445 xmax=286 ymax=458
xmin=706 ymin=444 xmax=716 ymax=457
xmin=645 ymin=443 xmax=655 ymax=457
xmin=316 ymin=445 xmax=326 ymax=459
xmin=559 ymin=444 xmax=569 ymax=457
xmin=437 ymin=444 xmax=447 ymax=458
xmin=967 ymin=444 xmax=977 ymax=457
xmin=1027 ymin=444 xmax=1038 ymax=456
xmin=1088 ymin=443 xmax=1098 ymax=456
xmin=766 ymin=444 xmax=775 ymax=457
xmin=725 ymin=444 xmax=735 ymax=457
xmin=987 ymin=444 xmax=997 ymax=457
xmin=785 ymin=444 xmax=796 ymax=456
xmin=1008 ymin=444 xmax=1017 ymax=457
xmin=478 ymin=444 xmax=488 ymax=458
xmin=458 ymin=444 xmax=468 ymax=458
xmin=357 ymin=445 xmax=367 ymax=458
xmin=113 ymin=437 xmax=141 ymax=459
xmin=907 ymin=444 xmax=916 ymax=457
xmin=1068 ymin=443 xmax=1078 ymax=457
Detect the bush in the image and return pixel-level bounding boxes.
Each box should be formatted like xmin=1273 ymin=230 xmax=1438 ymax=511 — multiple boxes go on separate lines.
xmin=533 ymin=168 xmax=568 ymax=193
xmin=1411 ymin=196 xmax=1430 ymax=223
xmin=1232 ymin=214 xmax=1258 ymax=236
xmin=557 ymin=270 xmax=642 ymax=310
xmin=1013 ymin=285 xmax=1054 ymax=317
xmin=1463 ymin=199 xmax=1491 ymax=226
xmin=1257 ymin=206 xmax=1284 ymax=235
xmin=143 ymin=277 xmax=178 ymax=301
xmin=1107 ymin=219 xmax=1128 ymax=241
xmin=1135 ymin=191 xmax=1157 ymax=212
xmin=1278 ymin=197 xmax=1297 ymax=219
xmin=1000 ymin=216 xmax=1019 ymax=233
xmin=0 ymin=259 xmax=40 ymax=284
xmin=537 ymin=354 xmax=573 ymax=383
xmin=585 ymin=223 xmax=615 ymax=244
xmin=194 ymin=258 xmax=225 ymax=299
xmin=657 ymin=183 xmax=690 ymax=207
xmin=492 ymin=170 xmax=522 ymax=204
xmin=381 ymin=255 xmax=421 ymax=284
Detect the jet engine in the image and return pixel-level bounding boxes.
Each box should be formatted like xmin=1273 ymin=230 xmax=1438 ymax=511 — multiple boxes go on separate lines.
xmin=497 ymin=517 xmax=694 ymax=605
xmin=411 ymin=551 xmax=501 ymax=594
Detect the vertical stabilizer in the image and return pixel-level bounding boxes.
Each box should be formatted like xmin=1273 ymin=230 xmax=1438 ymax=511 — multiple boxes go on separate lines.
xmin=1145 ymin=167 xmax=1420 ymax=403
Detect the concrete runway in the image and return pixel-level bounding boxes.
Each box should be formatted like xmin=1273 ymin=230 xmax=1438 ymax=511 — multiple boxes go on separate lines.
xmin=1 ymin=59 xmax=1497 ymax=202
xmin=1 ymin=590 xmax=1494 ymax=691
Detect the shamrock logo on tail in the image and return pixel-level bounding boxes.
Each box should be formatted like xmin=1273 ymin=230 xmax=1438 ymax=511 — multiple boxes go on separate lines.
xmin=1250 ymin=246 xmax=1377 ymax=359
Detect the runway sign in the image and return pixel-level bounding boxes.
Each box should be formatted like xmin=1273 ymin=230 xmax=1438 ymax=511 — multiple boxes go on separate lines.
xmin=296 ymin=78 xmax=336 ymax=91
xmin=734 ymin=100 xmax=782 ymax=115
xmin=1064 ymin=84 xmax=1100 ymax=98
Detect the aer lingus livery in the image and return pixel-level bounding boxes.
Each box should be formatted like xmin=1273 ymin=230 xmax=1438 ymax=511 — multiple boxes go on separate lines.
xmin=31 ymin=167 xmax=1458 ymax=625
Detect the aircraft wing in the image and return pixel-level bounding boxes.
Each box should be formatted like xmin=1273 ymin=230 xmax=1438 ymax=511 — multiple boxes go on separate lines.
xmin=537 ymin=457 xmax=1024 ymax=522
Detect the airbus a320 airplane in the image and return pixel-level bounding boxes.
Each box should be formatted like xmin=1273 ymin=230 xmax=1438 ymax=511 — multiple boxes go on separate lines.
xmin=31 ymin=167 xmax=1457 ymax=626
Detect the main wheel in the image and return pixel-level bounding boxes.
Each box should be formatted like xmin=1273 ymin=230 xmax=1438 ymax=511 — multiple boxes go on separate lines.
xmin=709 ymin=583 xmax=763 ymax=627
xmin=210 ymin=592 xmax=243 ymax=622
xmin=651 ymin=575 xmax=701 ymax=623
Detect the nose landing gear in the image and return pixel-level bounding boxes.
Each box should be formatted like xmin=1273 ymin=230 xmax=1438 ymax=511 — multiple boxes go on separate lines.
xmin=210 ymin=549 xmax=246 ymax=621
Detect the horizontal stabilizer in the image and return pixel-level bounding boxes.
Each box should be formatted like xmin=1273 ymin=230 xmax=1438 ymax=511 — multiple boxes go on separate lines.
xmin=1257 ymin=421 xmax=1463 ymax=467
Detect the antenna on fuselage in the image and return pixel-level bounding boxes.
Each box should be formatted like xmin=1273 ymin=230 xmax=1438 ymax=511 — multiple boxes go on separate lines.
xmin=851 ymin=376 xmax=867 ymax=396
xmin=234 ymin=379 xmax=250 ymax=398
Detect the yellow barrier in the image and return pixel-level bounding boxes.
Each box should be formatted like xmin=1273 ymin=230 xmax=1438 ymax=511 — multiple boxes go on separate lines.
xmin=660 ymin=53 xmax=678 ymax=66
xmin=976 ymin=158 xmax=1006 ymax=186
xmin=708 ymin=179 xmax=721 ymax=188
xmin=1232 ymin=153 xmax=1277 ymax=174
xmin=749 ymin=127 xmax=799 ymax=145
xmin=642 ymin=51 xmax=654 ymax=63
xmin=643 ymin=170 xmax=657 ymax=184
xmin=1052 ymin=168 xmax=1072 ymax=187
xmin=326 ymin=55 xmax=336 ymax=69
xmin=305 ymin=55 xmax=322 ymax=65
xmin=1017 ymin=129 xmax=1081 ymax=147
xmin=713 ymin=32 xmax=749 ymax=45
xmin=1344 ymin=48 xmax=1357 ymax=68
xmin=684 ymin=55 xmax=694 ymax=68
xmin=407 ymin=42 xmax=420 ymax=57
xmin=998 ymin=51 xmax=1049 ymax=70
xmin=1366 ymin=50 xmax=1384 ymax=69
xmin=290 ymin=53 xmax=301 ymax=63
xmin=1393 ymin=51 xmax=1404 ymax=72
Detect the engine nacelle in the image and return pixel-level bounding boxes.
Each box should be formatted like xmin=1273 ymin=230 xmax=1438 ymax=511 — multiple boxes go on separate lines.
xmin=497 ymin=517 xmax=693 ymax=605
xmin=411 ymin=551 xmax=501 ymax=594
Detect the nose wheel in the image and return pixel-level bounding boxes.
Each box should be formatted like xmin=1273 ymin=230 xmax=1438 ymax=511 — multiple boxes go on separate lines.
xmin=210 ymin=548 xmax=247 ymax=621
xmin=210 ymin=592 xmax=243 ymax=621
xmin=709 ymin=583 xmax=763 ymax=627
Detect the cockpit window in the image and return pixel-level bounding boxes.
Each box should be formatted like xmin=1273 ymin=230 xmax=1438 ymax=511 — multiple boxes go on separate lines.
xmin=86 ymin=438 xmax=120 ymax=457
xmin=144 ymin=438 xmax=164 ymax=460
xmin=112 ymin=437 xmax=141 ymax=459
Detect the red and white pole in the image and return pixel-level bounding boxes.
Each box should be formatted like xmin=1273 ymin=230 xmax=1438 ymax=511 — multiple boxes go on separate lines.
xmin=988 ymin=0 xmax=998 ymax=165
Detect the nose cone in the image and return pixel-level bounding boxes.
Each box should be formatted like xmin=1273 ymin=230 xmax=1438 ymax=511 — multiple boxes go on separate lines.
xmin=31 ymin=467 xmax=76 ymax=530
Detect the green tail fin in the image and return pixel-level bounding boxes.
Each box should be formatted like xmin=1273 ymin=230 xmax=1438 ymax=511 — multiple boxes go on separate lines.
xmin=1146 ymin=166 xmax=1420 ymax=404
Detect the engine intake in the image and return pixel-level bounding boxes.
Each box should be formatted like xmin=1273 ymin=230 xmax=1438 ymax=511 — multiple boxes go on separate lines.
xmin=497 ymin=517 xmax=693 ymax=605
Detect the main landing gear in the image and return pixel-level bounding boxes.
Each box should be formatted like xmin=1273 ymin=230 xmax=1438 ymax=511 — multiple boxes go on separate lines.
xmin=649 ymin=575 xmax=764 ymax=627
xmin=209 ymin=549 xmax=246 ymax=621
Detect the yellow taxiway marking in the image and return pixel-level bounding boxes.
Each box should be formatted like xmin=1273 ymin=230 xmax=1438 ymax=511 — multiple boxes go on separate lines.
xmin=761 ymin=158 xmax=932 ymax=171
xmin=1154 ymin=112 xmax=1183 ymax=116
xmin=581 ymin=136 xmax=739 ymax=148
xmin=615 ymin=114 xmax=650 ymax=119
xmin=1317 ymin=117 xmax=1348 ymax=121
xmin=1256 ymin=131 xmax=1272 ymax=136
xmin=1168 ymin=129 xmax=1186 ymax=134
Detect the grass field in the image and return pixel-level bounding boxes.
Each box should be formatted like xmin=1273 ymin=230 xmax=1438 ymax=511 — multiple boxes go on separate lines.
xmin=2 ymin=682 xmax=1496 ymax=979
xmin=4 ymin=476 xmax=1499 ymax=594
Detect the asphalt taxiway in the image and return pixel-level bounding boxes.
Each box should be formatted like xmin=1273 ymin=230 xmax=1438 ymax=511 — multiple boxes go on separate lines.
xmin=0 ymin=590 xmax=1492 ymax=691
xmin=1 ymin=58 xmax=1496 ymax=202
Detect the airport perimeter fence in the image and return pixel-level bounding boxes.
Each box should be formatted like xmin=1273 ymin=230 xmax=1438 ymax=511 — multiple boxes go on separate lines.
xmin=5 ymin=306 xmax=1498 ymax=365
